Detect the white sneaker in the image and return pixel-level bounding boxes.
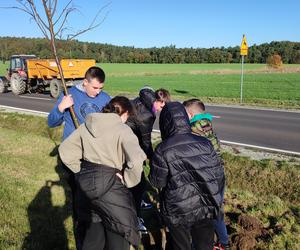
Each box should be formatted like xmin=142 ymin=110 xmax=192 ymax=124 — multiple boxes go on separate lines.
xmin=137 ymin=217 xmax=148 ymax=234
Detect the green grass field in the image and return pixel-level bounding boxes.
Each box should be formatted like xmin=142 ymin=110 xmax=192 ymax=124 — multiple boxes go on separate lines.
xmin=105 ymin=73 xmax=299 ymax=102
xmin=1 ymin=62 xmax=271 ymax=76
xmin=98 ymin=63 xmax=300 ymax=108
xmin=1 ymin=62 xmax=300 ymax=108
xmin=99 ymin=63 xmax=266 ymax=75
xmin=97 ymin=63 xmax=300 ymax=75
xmin=0 ymin=112 xmax=299 ymax=249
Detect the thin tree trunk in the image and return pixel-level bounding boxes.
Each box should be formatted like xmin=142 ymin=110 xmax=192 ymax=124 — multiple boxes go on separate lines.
xmin=42 ymin=1 xmax=79 ymax=128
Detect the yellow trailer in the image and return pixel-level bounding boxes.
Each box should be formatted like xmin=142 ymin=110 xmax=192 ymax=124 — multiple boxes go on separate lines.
xmin=27 ymin=59 xmax=95 ymax=80
xmin=0 ymin=55 xmax=96 ymax=98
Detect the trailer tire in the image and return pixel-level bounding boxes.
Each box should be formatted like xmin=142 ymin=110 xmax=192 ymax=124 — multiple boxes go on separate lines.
xmin=0 ymin=78 xmax=8 ymax=93
xmin=10 ymin=73 xmax=26 ymax=95
xmin=50 ymin=79 xmax=63 ymax=99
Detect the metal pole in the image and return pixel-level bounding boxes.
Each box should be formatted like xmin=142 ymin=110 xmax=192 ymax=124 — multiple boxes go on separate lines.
xmin=240 ymin=55 xmax=244 ymax=103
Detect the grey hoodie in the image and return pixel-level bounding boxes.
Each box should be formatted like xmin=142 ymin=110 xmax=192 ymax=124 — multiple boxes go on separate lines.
xmin=59 ymin=113 xmax=146 ymax=188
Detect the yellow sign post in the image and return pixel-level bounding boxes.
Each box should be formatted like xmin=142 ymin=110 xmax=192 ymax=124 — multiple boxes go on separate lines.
xmin=240 ymin=34 xmax=248 ymax=103
xmin=240 ymin=35 xmax=248 ymax=56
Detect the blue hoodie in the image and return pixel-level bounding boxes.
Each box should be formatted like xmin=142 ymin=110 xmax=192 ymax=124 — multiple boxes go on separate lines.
xmin=48 ymin=84 xmax=111 ymax=141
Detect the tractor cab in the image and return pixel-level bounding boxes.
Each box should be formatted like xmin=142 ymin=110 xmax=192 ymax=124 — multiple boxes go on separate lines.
xmin=9 ymin=55 xmax=37 ymax=79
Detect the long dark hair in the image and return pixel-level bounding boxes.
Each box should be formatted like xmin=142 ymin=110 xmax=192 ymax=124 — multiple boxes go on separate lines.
xmin=102 ymin=96 xmax=135 ymax=117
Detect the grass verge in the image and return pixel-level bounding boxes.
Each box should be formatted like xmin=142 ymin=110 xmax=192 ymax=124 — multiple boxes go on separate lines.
xmin=0 ymin=112 xmax=299 ymax=249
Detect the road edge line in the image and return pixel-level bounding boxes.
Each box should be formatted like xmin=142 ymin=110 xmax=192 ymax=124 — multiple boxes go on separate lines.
xmin=0 ymin=105 xmax=49 ymax=116
xmin=152 ymin=129 xmax=300 ymax=156
xmin=1 ymin=106 xmax=299 ymax=156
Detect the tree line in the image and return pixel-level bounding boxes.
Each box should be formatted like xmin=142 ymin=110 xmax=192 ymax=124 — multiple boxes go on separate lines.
xmin=1 ymin=36 xmax=300 ymax=64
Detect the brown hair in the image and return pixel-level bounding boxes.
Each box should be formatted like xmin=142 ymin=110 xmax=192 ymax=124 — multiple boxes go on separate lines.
xmin=155 ymin=88 xmax=171 ymax=102
xmin=183 ymin=98 xmax=205 ymax=112
xmin=85 ymin=66 xmax=105 ymax=83
xmin=102 ymin=96 xmax=135 ymax=117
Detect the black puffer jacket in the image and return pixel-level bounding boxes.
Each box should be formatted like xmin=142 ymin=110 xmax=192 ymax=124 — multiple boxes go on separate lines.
xmin=149 ymin=102 xmax=225 ymax=227
xmin=127 ymin=87 xmax=156 ymax=159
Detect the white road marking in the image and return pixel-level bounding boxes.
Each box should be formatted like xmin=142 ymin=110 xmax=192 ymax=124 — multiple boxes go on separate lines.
xmin=19 ymin=96 xmax=53 ymax=101
xmin=1 ymin=105 xmax=299 ymax=156
xmin=152 ymin=129 xmax=300 ymax=156
xmin=220 ymin=140 xmax=300 ymax=156
xmin=0 ymin=105 xmax=49 ymax=116
xmin=6 ymin=95 xmax=300 ymax=114
xmin=206 ymin=104 xmax=300 ymax=114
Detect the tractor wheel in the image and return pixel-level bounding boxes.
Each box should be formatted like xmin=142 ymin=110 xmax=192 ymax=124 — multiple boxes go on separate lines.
xmin=0 ymin=78 xmax=8 ymax=93
xmin=50 ymin=79 xmax=63 ymax=99
xmin=10 ymin=73 xmax=26 ymax=95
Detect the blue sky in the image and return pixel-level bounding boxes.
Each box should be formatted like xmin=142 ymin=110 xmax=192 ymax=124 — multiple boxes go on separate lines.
xmin=0 ymin=0 xmax=299 ymax=48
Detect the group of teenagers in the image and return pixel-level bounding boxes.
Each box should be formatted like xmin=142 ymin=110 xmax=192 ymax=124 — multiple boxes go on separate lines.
xmin=48 ymin=66 xmax=229 ymax=250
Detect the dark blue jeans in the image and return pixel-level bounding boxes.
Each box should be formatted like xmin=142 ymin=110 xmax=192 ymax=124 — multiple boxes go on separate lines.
xmin=213 ymin=211 xmax=229 ymax=245
xmin=213 ymin=187 xmax=229 ymax=245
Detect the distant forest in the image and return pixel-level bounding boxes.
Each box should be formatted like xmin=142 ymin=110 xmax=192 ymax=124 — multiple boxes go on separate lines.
xmin=1 ymin=36 xmax=300 ymax=64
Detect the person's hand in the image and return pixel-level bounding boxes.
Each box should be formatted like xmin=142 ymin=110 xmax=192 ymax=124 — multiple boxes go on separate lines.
xmin=58 ymin=94 xmax=74 ymax=113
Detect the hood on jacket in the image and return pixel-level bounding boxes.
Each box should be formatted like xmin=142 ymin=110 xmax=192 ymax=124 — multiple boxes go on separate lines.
xmin=75 ymin=82 xmax=86 ymax=93
xmin=159 ymin=102 xmax=191 ymax=140
xmin=85 ymin=113 xmax=121 ymax=137
xmin=139 ymin=87 xmax=156 ymax=111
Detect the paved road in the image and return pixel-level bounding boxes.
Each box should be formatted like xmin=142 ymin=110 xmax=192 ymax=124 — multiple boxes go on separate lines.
xmin=1 ymin=92 xmax=300 ymax=154
xmin=154 ymin=105 xmax=300 ymax=154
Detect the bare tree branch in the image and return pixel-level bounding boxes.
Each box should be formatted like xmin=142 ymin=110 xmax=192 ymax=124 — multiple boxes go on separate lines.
xmin=2 ymin=0 xmax=111 ymax=42
xmin=1 ymin=6 xmax=31 ymax=16
xmin=14 ymin=0 xmax=50 ymax=38
xmin=27 ymin=0 xmax=50 ymax=30
xmin=54 ymin=8 xmax=74 ymax=37
xmin=51 ymin=0 xmax=58 ymax=18
xmin=1 ymin=2 xmax=48 ymax=38
xmin=57 ymin=27 xmax=70 ymax=40
xmin=3 ymin=0 xmax=111 ymax=128
xmin=67 ymin=2 xmax=111 ymax=40
xmin=53 ymin=0 xmax=73 ymax=26
xmin=90 ymin=2 xmax=111 ymax=29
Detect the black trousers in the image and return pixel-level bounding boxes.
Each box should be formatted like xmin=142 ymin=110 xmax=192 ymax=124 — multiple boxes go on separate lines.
xmin=168 ymin=219 xmax=214 ymax=250
xmin=75 ymin=161 xmax=139 ymax=249
xmin=80 ymin=222 xmax=130 ymax=250
xmin=59 ymin=162 xmax=82 ymax=249
xmin=129 ymin=172 xmax=147 ymax=217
